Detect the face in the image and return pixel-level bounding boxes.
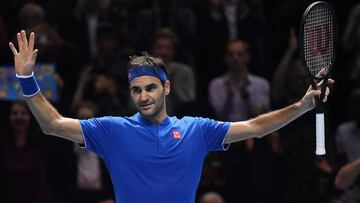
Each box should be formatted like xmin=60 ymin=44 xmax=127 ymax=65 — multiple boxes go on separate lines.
xmin=225 ymin=41 xmax=250 ymax=71
xmin=77 ymin=107 xmax=95 ymax=119
xmin=153 ymin=38 xmax=175 ymax=64
xmin=130 ymin=76 xmax=170 ymax=119
xmin=10 ymin=103 xmax=31 ymax=131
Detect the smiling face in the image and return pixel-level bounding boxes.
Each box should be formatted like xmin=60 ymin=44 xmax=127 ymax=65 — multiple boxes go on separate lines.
xmin=130 ymin=76 xmax=170 ymax=122
xmin=10 ymin=102 xmax=31 ymax=132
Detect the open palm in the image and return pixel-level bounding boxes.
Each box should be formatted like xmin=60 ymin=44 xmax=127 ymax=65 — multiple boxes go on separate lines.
xmin=9 ymin=30 xmax=38 ymax=76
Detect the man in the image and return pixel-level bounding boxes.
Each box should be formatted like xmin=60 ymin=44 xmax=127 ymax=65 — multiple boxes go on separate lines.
xmin=209 ymin=39 xmax=270 ymax=121
xmin=152 ymin=28 xmax=196 ymax=115
xmin=9 ymin=30 xmax=332 ymax=203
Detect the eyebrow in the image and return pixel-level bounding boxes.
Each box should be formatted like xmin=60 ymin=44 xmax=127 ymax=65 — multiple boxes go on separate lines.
xmin=131 ymin=83 xmax=158 ymax=90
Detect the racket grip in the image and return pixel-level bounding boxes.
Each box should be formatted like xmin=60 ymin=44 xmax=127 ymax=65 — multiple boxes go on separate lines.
xmin=316 ymin=113 xmax=326 ymax=155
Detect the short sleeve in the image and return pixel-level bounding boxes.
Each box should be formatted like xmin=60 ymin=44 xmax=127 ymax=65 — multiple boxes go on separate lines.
xmin=80 ymin=117 xmax=113 ymax=157
xmin=196 ymin=117 xmax=230 ymax=152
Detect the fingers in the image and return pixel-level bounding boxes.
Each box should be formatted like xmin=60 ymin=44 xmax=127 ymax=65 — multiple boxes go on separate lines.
xmin=32 ymin=49 xmax=38 ymax=61
xmin=8 ymin=42 xmax=18 ymax=55
xmin=322 ymin=87 xmax=330 ymax=103
xmin=21 ymin=30 xmax=28 ymax=51
xmin=17 ymin=32 xmax=23 ymax=52
xmin=11 ymin=30 xmax=35 ymax=55
xmin=28 ymin=32 xmax=35 ymax=51
xmin=316 ymin=78 xmax=335 ymax=88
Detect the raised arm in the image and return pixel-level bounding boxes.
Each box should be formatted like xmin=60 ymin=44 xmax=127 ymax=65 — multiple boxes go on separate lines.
xmin=9 ymin=30 xmax=83 ymax=143
xmin=272 ymin=28 xmax=297 ymax=102
xmin=335 ymin=159 xmax=360 ymax=190
xmin=224 ymin=81 xmax=333 ymax=144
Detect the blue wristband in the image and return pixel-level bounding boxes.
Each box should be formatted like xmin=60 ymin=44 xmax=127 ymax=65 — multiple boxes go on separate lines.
xmin=16 ymin=72 xmax=40 ymax=97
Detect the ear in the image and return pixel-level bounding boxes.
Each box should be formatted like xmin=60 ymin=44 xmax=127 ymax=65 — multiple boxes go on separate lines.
xmin=164 ymin=80 xmax=171 ymax=96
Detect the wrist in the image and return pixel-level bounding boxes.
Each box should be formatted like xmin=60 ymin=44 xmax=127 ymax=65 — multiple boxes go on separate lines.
xmin=16 ymin=72 xmax=41 ymax=97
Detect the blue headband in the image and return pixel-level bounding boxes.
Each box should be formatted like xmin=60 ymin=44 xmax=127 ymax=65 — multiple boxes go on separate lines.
xmin=128 ymin=65 xmax=167 ymax=83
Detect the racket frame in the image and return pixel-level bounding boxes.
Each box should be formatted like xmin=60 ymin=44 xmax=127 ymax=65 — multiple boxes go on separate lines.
xmin=298 ymin=1 xmax=337 ymax=155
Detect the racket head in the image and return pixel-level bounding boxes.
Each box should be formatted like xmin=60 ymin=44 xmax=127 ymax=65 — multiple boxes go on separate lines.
xmin=299 ymin=1 xmax=337 ymax=81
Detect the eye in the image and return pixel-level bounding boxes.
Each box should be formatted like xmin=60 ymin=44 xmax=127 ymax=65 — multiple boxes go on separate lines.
xmin=145 ymin=85 xmax=157 ymax=92
xmin=131 ymin=87 xmax=141 ymax=94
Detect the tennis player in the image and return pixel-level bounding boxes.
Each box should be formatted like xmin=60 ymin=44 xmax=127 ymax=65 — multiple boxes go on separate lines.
xmin=9 ymin=30 xmax=333 ymax=203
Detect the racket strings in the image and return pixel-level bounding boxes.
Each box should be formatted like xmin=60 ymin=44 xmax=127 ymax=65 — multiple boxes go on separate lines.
xmin=303 ymin=5 xmax=335 ymax=77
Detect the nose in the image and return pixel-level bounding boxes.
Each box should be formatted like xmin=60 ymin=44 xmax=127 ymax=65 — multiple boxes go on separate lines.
xmin=139 ymin=90 xmax=149 ymax=103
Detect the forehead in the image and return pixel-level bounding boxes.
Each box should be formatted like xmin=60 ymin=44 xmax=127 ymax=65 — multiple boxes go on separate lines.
xmin=227 ymin=41 xmax=246 ymax=52
xmin=154 ymin=37 xmax=174 ymax=46
xmin=130 ymin=75 xmax=162 ymax=87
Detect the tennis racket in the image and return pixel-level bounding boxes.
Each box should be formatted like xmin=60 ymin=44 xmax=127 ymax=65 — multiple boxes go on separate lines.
xmin=299 ymin=1 xmax=337 ymax=155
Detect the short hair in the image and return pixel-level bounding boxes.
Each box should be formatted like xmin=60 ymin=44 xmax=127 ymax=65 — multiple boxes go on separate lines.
xmin=199 ymin=192 xmax=224 ymax=203
xmin=127 ymin=52 xmax=168 ymax=76
xmin=19 ymin=3 xmax=45 ymax=21
xmin=153 ymin=27 xmax=178 ymax=47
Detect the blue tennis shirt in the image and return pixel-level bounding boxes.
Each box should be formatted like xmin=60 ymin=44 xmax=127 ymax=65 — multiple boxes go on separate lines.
xmin=80 ymin=113 xmax=230 ymax=203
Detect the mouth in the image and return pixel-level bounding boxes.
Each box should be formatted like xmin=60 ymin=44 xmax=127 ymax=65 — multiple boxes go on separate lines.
xmin=140 ymin=104 xmax=153 ymax=110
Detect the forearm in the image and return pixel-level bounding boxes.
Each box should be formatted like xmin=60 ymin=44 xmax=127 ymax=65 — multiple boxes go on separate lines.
xmin=248 ymin=101 xmax=307 ymax=137
xmin=225 ymin=101 xmax=309 ymax=143
xmin=335 ymin=159 xmax=360 ymax=190
xmin=25 ymin=93 xmax=62 ymax=134
xmin=26 ymin=93 xmax=83 ymax=143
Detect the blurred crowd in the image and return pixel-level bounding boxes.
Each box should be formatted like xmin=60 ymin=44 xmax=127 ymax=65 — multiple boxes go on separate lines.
xmin=0 ymin=0 xmax=360 ymax=203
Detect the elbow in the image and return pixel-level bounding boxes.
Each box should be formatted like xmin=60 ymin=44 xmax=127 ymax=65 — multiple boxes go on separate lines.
xmin=248 ymin=120 xmax=266 ymax=138
xmin=40 ymin=118 xmax=61 ymax=135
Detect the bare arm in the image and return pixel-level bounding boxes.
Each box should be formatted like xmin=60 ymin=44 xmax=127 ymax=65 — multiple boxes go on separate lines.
xmin=272 ymin=28 xmax=297 ymax=102
xmin=9 ymin=30 xmax=84 ymax=144
xmin=335 ymin=159 xmax=360 ymax=190
xmin=224 ymin=81 xmax=332 ymax=144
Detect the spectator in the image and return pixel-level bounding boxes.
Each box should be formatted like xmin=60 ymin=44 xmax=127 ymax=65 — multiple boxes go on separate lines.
xmin=131 ymin=0 xmax=196 ymax=65
xmin=193 ymin=0 xmax=229 ymax=98
xmin=71 ymin=102 xmax=114 ymax=203
xmin=71 ymin=24 xmax=129 ymax=116
xmin=208 ymin=38 xmax=273 ymax=202
xmin=58 ymin=0 xmax=128 ymax=60
xmin=342 ymin=4 xmax=360 ymax=53
xmin=199 ymin=191 xmax=224 ymax=203
xmin=209 ymin=39 xmax=270 ymax=121
xmin=18 ymin=3 xmax=46 ymax=30
xmin=152 ymin=28 xmax=196 ymax=115
xmin=334 ymin=88 xmax=360 ymax=203
xmin=272 ymin=28 xmax=309 ymax=107
xmin=0 ymin=101 xmax=51 ymax=203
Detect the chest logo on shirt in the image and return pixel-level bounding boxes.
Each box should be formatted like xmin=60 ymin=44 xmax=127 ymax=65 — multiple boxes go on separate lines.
xmin=172 ymin=130 xmax=182 ymax=139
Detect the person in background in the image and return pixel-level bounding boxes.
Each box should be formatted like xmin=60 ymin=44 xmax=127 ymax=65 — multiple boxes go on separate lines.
xmin=152 ymin=28 xmax=196 ymax=115
xmin=334 ymin=88 xmax=360 ymax=203
xmin=199 ymin=191 xmax=224 ymax=203
xmin=0 ymin=101 xmax=51 ymax=203
xmin=71 ymin=102 xmax=114 ymax=203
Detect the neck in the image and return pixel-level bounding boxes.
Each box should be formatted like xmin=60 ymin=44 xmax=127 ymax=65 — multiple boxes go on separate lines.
xmin=143 ymin=106 xmax=168 ymax=125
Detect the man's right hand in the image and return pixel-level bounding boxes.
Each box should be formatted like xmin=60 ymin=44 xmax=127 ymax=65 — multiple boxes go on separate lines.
xmin=9 ymin=30 xmax=38 ymax=76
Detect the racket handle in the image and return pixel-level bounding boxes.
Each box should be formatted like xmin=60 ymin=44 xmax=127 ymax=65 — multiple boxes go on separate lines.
xmin=316 ymin=113 xmax=326 ymax=155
